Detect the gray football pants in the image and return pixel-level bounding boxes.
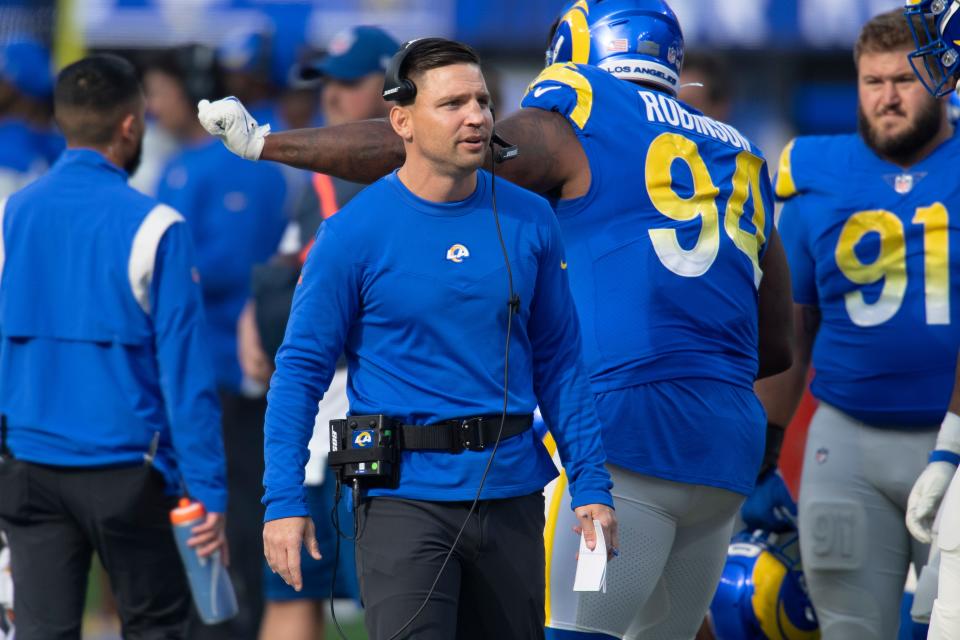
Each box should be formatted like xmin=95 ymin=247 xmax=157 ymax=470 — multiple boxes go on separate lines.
xmin=798 ymin=403 xmax=937 ymax=639
xmin=545 ymin=464 xmax=743 ymax=640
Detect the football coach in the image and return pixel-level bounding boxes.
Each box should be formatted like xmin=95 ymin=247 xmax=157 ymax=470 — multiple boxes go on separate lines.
xmin=259 ymin=38 xmax=617 ymax=640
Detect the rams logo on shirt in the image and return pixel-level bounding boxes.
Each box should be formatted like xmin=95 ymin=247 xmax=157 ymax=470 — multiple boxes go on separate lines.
xmin=353 ymin=430 xmax=374 ymax=448
xmin=446 ymin=244 xmax=470 ymax=263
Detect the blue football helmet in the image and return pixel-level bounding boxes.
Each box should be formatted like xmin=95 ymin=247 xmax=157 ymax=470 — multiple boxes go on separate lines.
xmin=905 ymin=0 xmax=960 ymax=97
xmin=710 ymin=531 xmax=820 ymax=640
xmin=545 ymin=0 xmax=684 ymax=95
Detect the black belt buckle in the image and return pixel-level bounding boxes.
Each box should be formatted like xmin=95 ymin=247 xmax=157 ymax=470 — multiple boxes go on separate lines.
xmin=457 ymin=417 xmax=485 ymax=452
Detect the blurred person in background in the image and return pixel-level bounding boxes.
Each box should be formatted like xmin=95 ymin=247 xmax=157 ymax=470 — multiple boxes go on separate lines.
xmin=218 ymin=30 xmax=278 ymax=129
xmin=0 ymin=37 xmax=63 ymax=198
xmin=678 ymin=51 xmax=733 ymax=123
xmin=247 ymin=25 xmax=397 ymax=640
xmin=144 ymin=49 xmax=288 ymax=640
xmin=759 ymin=9 xmax=960 ymax=637
xmin=0 ymin=53 xmax=227 ymax=640
xmin=276 ymin=77 xmax=321 ymax=132
xmin=0 ymin=35 xmax=62 ymax=636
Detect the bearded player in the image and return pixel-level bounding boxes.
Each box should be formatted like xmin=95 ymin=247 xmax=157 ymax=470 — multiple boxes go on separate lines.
xmin=756 ymin=7 xmax=960 ymax=638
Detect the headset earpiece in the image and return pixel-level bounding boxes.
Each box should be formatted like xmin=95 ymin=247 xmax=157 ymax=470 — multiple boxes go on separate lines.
xmin=382 ymin=40 xmax=419 ymax=103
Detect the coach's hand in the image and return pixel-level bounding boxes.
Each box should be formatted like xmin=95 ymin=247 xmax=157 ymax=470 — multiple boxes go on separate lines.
xmin=907 ymin=461 xmax=956 ymax=543
xmin=197 ymin=97 xmax=270 ymax=161
xmin=187 ymin=512 xmax=229 ymax=566
xmin=574 ymin=504 xmax=619 ymax=561
xmin=263 ymin=516 xmax=321 ymax=592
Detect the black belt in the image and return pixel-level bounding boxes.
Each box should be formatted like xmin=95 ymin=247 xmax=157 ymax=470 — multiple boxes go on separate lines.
xmin=400 ymin=414 xmax=533 ymax=452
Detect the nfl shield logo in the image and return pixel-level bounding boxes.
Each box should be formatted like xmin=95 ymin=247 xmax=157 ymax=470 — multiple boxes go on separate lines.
xmin=815 ymin=447 xmax=829 ymax=464
xmin=894 ymin=174 xmax=914 ymax=194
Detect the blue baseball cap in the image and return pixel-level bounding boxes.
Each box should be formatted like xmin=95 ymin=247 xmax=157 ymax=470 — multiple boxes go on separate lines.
xmin=301 ymin=26 xmax=399 ymax=82
xmin=0 ymin=38 xmax=53 ymax=100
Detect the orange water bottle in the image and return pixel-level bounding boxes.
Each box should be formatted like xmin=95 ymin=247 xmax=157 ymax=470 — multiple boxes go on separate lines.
xmin=170 ymin=498 xmax=237 ymax=624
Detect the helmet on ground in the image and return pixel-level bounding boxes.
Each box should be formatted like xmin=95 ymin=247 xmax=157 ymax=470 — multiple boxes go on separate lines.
xmin=709 ymin=530 xmax=820 ymax=640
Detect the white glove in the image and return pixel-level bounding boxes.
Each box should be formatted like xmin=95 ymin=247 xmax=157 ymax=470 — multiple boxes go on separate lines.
xmin=197 ymin=97 xmax=270 ymax=161
xmin=908 ymin=461 xmax=958 ymax=543
xmin=907 ymin=412 xmax=960 ymax=543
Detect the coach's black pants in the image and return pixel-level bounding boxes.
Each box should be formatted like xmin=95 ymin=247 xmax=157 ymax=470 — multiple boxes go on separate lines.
xmin=0 ymin=458 xmax=189 ymax=639
xmin=357 ymin=492 xmax=546 ymax=640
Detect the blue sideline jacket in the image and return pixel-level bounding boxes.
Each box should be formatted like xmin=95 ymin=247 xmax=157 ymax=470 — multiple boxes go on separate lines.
xmin=0 ymin=149 xmax=227 ymax=511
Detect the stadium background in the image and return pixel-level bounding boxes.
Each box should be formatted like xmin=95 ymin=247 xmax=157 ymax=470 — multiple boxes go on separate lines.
xmin=0 ymin=0 xmax=906 ymax=637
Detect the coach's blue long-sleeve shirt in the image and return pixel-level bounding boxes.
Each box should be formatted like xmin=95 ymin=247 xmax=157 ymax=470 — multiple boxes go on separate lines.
xmin=0 ymin=149 xmax=227 ymax=511
xmin=263 ymin=170 xmax=612 ymax=522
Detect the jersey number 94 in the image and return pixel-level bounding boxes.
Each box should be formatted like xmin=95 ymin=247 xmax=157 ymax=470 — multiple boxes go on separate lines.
xmin=644 ymin=132 xmax=767 ymax=288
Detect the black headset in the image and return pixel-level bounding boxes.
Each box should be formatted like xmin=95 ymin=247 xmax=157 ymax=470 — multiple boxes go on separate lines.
xmin=381 ymin=38 xmax=420 ymax=103
xmin=381 ymin=39 xmax=519 ymax=163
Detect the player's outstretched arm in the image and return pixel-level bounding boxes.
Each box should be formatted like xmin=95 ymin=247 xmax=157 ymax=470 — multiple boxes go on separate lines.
xmin=199 ymin=97 xmax=583 ymax=194
xmin=261 ymin=121 xmax=406 ymax=184
xmin=264 ymin=107 xmax=583 ymax=195
xmin=265 ymin=108 xmax=586 ymax=196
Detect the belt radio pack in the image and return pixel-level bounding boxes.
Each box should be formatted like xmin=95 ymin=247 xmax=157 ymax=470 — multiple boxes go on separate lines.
xmin=328 ymin=415 xmax=400 ymax=489
xmin=327 ymin=413 xmax=534 ymax=491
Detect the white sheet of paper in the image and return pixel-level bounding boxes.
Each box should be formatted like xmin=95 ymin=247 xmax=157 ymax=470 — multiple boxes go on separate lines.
xmin=573 ymin=519 xmax=607 ymax=592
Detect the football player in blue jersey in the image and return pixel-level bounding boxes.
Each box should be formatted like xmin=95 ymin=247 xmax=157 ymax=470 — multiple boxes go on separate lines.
xmin=758 ymin=8 xmax=960 ymax=638
xmin=901 ymin=2 xmax=960 ymax=638
xmin=197 ymin=1 xmax=794 ymax=637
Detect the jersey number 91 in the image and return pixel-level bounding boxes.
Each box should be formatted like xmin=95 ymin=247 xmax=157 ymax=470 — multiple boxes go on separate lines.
xmin=835 ymin=204 xmax=949 ymax=327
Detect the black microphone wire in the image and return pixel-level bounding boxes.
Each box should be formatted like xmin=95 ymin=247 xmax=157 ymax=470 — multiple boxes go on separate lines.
xmin=329 ymin=474 xmax=367 ymax=640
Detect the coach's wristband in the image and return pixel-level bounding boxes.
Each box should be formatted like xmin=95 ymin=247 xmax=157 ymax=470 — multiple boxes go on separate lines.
xmin=929 ymin=450 xmax=960 ymax=466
